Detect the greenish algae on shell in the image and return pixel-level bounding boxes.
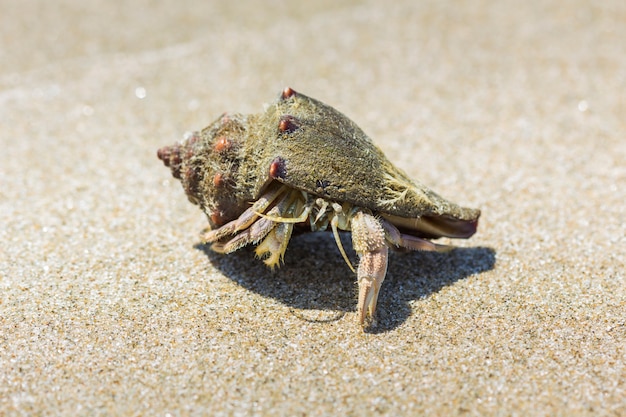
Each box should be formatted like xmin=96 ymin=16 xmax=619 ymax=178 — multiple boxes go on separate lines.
xmin=245 ymin=89 xmax=480 ymax=238
xmin=158 ymin=87 xmax=480 ymax=239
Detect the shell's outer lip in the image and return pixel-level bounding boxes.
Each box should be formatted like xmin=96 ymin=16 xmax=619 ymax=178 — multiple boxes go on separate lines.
xmin=381 ymin=212 xmax=480 ymax=239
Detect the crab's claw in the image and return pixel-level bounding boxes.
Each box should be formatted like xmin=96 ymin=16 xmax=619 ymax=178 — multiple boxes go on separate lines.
xmin=351 ymin=211 xmax=389 ymax=327
xmin=356 ymin=247 xmax=389 ymax=326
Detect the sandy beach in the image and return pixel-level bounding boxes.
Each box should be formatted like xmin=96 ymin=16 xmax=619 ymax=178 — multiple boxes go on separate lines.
xmin=1 ymin=0 xmax=624 ymax=415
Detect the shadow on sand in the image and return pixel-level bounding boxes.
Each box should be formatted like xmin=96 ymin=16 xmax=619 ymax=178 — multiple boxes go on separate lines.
xmin=195 ymin=232 xmax=495 ymax=333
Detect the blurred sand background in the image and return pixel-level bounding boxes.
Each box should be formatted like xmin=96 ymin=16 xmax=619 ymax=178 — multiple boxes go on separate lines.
xmin=1 ymin=0 xmax=624 ymax=415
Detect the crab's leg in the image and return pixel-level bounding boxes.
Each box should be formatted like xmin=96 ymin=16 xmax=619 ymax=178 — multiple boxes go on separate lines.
xmin=202 ymin=184 xmax=286 ymax=243
xmin=215 ymin=188 xmax=296 ymax=253
xmin=254 ymin=189 xmax=304 ymax=267
xmin=380 ymin=219 xmax=452 ymax=252
xmin=350 ymin=211 xmax=389 ymax=326
xmin=331 ymin=214 xmax=356 ymax=273
xmin=212 ymin=216 xmax=275 ymax=254
xmin=254 ymin=222 xmax=294 ymax=268
xmin=255 ymin=192 xmax=313 ymax=224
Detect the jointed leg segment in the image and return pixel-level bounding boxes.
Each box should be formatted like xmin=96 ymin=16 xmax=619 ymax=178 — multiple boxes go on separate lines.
xmin=203 ymin=184 xmax=303 ymax=267
xmin=381 ymin=218 xmax=452 ymax=252
xmin=202 ymin=183 xmax=286 ymax=243
xmin=350 ymin=214 xmax=450 ymax=326
xmin=350 ymin=211 xmax=389 ymax=326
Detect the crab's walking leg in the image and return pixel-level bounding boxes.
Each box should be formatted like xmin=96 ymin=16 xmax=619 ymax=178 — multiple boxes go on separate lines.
xmin=351 ymin=211 xmax=389 ymax=326
xmin=380 ymin=219 xmax=452 ymax=252
xmin=202 ymin=183 xmax=286 ymax=243
xmin=212 ymin=217 xmax=275 ymax=254
xmin=213 ymin=187 xmax=295 ymax=253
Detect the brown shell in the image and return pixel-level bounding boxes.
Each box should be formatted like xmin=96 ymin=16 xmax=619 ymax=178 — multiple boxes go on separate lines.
xmin=244 ymin=88 xmax=480 ymax=238
xmin=158 ymin=88 xmax=480 ymax=238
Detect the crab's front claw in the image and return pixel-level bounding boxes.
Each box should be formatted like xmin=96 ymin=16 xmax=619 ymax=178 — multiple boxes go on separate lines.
xmin=351 ymin=211 xmax=389 ymax=327
xmin=357 ymin=247 xmax=389 ymax=326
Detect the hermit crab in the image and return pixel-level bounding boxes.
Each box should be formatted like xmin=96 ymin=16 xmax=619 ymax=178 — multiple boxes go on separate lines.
xmin=157 ymin=87 xmax=480 ymax=327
